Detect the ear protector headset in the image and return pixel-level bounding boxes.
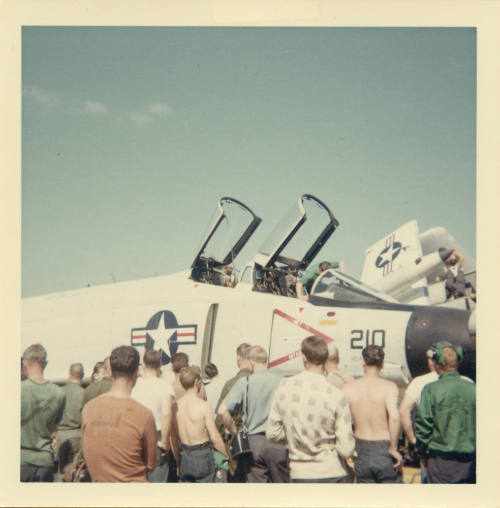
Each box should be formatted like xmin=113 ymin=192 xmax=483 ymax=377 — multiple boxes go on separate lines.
xmin=427 ymin=341 xmax=464 ymax=365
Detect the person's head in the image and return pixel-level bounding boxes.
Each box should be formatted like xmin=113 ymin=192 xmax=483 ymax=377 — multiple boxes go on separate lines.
xmin=236 ymin=342 xmax=251 ymax=369
xmin=327 ymin=343 xmax=339 ymax=363
xmin=69 ymin=362 xmax=84 ymax=382
xmin=22 ymin=344 xmax=48 ymax=372
xmin=425 ymin=348 xmax=436 ymax=372
xmin=179 ymin=366 xmax=202 ymax=392
xmin=301 ymin=336 xmax=328 ymax=368
xmin=143 ymin=349 xmax=162 ymax=371
xmin=171 ymin=352 xmax=189 ymax=374
xmin=431 ymin=341 xmax=463 ymax=374
xmin=325 ymin=342 xmax=340 ymax=373
xmin=248 ymin=346 xmax=268 ymax=372
xmin=103 ymin=356 xmax=112 ymax=377
xmin=190 ymin=365 xmax=202 ymax=378
xmin=110 ymin=346 xmax=140 ymax=381
xmin=318 ymin=261 xmax=332 ymax=274
xmin=362 ymin=345 xmax=385 ymax=369
xmin=92 ymin=361 xmax=105 ymax=382
xmin=204 ymin=362 xmax=218 ymax=380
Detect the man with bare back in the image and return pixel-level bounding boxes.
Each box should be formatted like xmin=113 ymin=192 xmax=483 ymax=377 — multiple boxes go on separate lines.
xmin=342 ymin=345 xmax=402 ymax=483
xmin=175 ymin=366 xmax=228 ymax=482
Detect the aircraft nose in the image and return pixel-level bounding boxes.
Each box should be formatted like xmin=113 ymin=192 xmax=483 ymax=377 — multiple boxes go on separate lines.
xmin=405 ymin=306 xmax=476 ymax=381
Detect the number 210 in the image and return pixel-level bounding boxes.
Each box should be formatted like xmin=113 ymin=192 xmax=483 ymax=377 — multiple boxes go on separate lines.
xmin=350 ymin=329 xmax=385 ymax=349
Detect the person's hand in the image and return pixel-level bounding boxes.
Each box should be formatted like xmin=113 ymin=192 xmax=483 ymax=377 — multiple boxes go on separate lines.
xmin=346 ymin=455 xmax=355 ymax=470
xmin=158 ymin=441 xmax=169 ymax=455
xmin=389 ymin=448 xmax=403 ymax=470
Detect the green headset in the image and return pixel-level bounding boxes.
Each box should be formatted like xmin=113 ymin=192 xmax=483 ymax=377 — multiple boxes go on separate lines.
xmin=427 ymin=341 xmax=464 ymax=365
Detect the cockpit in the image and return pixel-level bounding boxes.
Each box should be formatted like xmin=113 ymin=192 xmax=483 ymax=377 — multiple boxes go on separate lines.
xmin=251 ymin=194 xmax=339 ymax=297
xmin=190 ymin=197 xmax=261 ymax=287
xmin=310 ymin=269 xmax=398 ymax=304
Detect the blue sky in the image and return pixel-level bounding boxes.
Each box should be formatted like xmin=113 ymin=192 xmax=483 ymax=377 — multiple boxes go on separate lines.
xmin=22 ymin=27 xmax=476 ymax=297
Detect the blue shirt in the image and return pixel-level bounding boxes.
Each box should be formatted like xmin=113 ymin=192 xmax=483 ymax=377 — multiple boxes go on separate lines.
xmin=223 ymin=369 xmax=282 ymax=435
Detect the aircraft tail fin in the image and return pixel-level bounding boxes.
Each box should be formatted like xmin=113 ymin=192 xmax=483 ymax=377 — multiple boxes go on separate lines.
xmin=361 ymin=220 xmax=424 ymax=295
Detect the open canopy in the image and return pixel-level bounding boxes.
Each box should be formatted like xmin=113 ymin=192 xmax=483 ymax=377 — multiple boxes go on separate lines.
xmin=190 ymin=197 xmax=261 ymax=284
xmin=253 ymin=194 xmax=339 ymax=271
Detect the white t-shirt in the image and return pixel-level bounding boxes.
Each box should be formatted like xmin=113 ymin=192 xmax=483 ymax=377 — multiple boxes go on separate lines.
xmin=405 ymin=371 xmax=473 ymax=408
xmin=132 ymin=376 xmax=174 ymax=431
xmin=204 ymin=375 xmax=225 ymax=415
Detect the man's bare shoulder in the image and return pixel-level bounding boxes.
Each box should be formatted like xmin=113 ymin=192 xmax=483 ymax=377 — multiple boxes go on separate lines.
xmin=179 ymin=393 xmax=210 ymax=411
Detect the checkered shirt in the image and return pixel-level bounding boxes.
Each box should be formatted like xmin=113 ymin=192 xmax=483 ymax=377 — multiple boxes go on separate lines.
xmin=266 ymin=370 xmax=355 ymax=480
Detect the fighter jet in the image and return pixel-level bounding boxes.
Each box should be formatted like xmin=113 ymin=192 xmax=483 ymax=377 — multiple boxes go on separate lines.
xmin=22 ymin=195 xmax=476 ymax=386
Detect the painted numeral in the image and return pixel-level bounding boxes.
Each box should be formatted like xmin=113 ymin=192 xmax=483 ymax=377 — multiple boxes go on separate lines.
xmin=350 ymin=329 xmax=385 ymax=349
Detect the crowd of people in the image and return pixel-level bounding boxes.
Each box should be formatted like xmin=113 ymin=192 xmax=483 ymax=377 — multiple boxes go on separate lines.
xmin=20 ymin=336 xmax=475 ymax=484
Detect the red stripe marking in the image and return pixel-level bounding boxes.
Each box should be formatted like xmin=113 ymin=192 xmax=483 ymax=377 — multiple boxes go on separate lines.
xmin=132 ymin=334 xmax=147 ymax=339
xmin=177 ymin=332 xmax=194 ymax=337
xmin=268 ymin=309 xmax=335 ymax=368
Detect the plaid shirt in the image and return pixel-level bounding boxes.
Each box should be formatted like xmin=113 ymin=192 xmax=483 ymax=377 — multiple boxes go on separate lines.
xmin=266 ymin=370 xmax=355 ymax=480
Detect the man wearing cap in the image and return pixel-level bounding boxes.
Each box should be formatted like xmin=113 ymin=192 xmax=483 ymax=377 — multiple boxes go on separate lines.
xmin=415 ymin=342 xmax=476 ymax=483
xmin=400 ymin=342 xmax=473 ymax=482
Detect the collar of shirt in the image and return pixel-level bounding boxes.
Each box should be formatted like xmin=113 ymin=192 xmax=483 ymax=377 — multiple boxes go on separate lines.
xmin=438 ymin=371 xmax=460 ymax=380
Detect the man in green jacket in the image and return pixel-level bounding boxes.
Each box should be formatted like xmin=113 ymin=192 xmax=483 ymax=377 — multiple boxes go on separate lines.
xmin=81 ymin=356 xmax=112 ymax=407
xmin=415 ymin=341 xmax=475 ymax=483
xmin=296 ymin=261 xmax=344 ymax=301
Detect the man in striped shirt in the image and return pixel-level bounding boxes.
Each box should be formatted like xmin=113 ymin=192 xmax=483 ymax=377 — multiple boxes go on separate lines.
xmin=266 ymin=336 xmax=355 ymax=482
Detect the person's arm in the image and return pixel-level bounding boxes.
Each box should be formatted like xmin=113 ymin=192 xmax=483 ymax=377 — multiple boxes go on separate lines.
xmin=143 ymin=414 xmax=158 ymax=474
xmin=214 ymin=381 xmax=230 ymax=434
xmin=205 ymin=404 xmax=228 ymax=457
xmin=198 ymin=382 xmax=207 ymax=401
xmin=265 ymin=388 xmax=286 ymax=444
xmin=159 ymin=394 xmax=173 ymax=451
xmin=296 ymin=281 xmax=308 ymax=301
xmin=170 ymin=402 xmax=180 ymax=467
xmin=217 ymin=402 xmax=237 ymax=436
xmin=216 ymin=378 xmax=244 ymax=436
xmin=334 ymin=395 xmax=355 ymax=459
xmin=399 ymin=393 xmax=417 ymax=445
xmin=385 ymin=383 xmax=402 ymax=469
xmin=414 ymin=386 xmax=434 ymax=454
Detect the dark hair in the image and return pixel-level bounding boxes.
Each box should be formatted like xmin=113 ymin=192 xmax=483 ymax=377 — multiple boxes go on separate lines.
xmin=92 ymin=361 xmax=105 ymax=374
xmin=179 ymin=366 xmax=200 ymax=389
xmin=204 ymin=362 xmax=218 ymax=379
xmin=301 ymin=336 xmax=328 ymax=365
xmin=110 ymin=346 xmax=139 ymax=378
xmin=23 ymin=344 xmax=48 ymax=368
xmin=171 ymin=352 xmax=189 ymax=373
xmin=362 ymin=345 xmax=385 ymax=367
xmin=236 ymin=343 xmax=251 ymax=359
xmin=143 ymin=349 xmax=162 ymax=369
xmin=69 ymin=362 xmax=84 ymax=379
xmin=91 ymin=362 xmax=105 ymax=382
xmin=318 ymin=261 xmax=332 ymax=272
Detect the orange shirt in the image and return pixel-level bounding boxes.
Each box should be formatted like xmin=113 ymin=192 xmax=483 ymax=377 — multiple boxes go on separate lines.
xmin=82 ymin=394 xmax=156 ymax=482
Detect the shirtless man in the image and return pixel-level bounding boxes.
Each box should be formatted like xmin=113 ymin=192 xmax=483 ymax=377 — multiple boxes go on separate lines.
xmin=175 ymin=366 xmax=228 ymax=482
xmin=342 ymin=345 xmax=402 ymax=483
